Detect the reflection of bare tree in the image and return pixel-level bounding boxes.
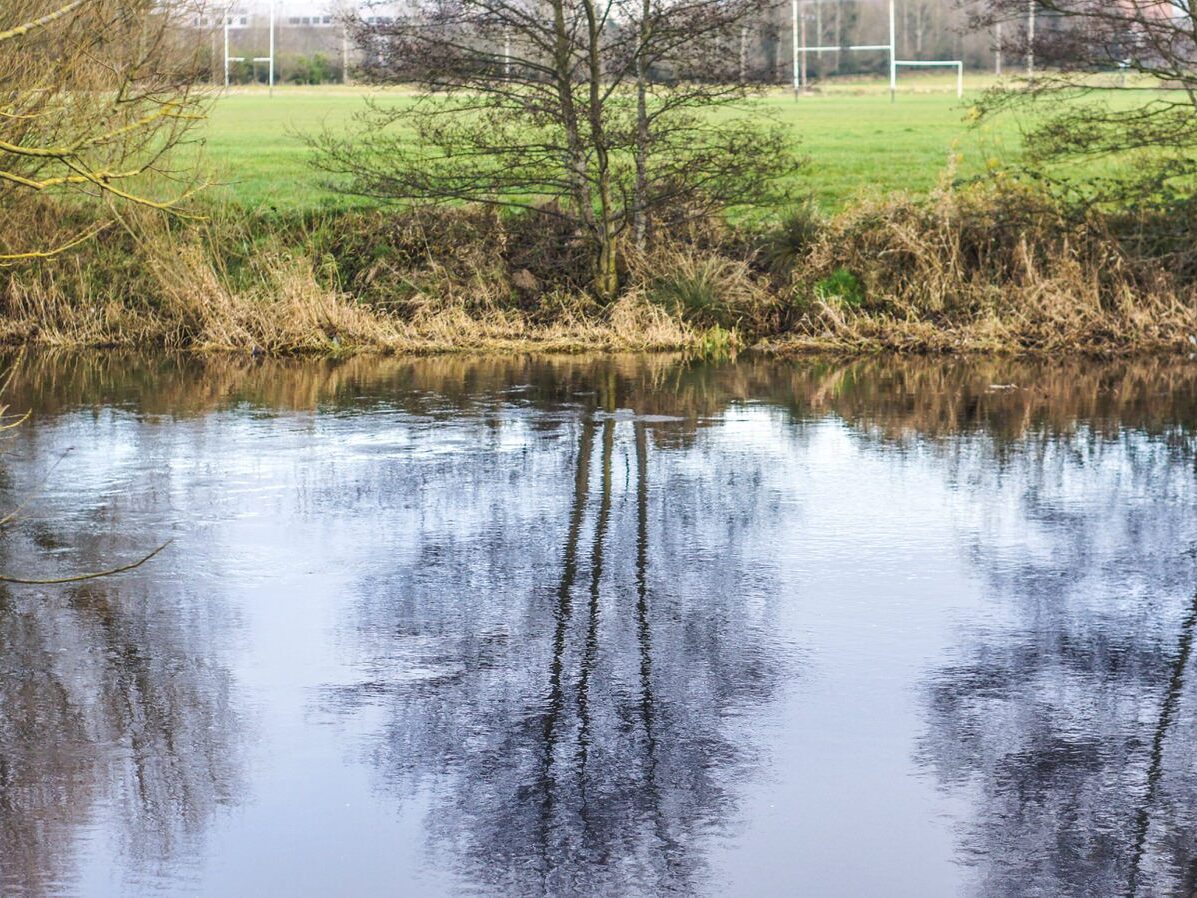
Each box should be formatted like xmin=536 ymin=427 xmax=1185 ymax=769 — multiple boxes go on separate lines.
xmin=632 ymin=419 xmax=682 ymax=888
xmin=920 ymin=432 xmax=1197 ymax=898
xmin=1126 ymin=588 xmax=1197 ymax=898
xmin=0 ymin=506 xmax=240 ymax=897
xmin=535 ymin=412 xmax=596 ymax=892
xmin=325 ymin=380 xmax=789 ymax=896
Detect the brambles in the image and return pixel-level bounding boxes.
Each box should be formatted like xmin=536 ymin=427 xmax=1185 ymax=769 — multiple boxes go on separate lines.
xmin=776 ymin=180 xmax=1197 ymax=353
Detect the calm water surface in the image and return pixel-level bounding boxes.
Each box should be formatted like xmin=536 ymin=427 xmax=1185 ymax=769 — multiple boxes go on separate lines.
xmin=2 ymin=353 xmax=1196 ymax=898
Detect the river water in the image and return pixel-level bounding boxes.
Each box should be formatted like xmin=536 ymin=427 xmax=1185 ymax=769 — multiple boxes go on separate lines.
xmin=1 ymin=353 xmax=1195 ymax=898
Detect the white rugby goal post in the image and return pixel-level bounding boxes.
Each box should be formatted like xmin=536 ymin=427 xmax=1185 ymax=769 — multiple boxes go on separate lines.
xmin=223 ymin=1 xmax=276 ymax=93
xmin=791 ymin=0 xmax=965 ymax=101
xmin=895 ymin=59 xmax=964 ymax=98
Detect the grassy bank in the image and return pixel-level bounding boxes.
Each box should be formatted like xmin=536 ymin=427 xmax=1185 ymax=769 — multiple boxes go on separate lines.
xmin=0 ymin=201 xmax=695 ymax=354
xmin=4 ymin=176 xmax=1196 ymax=356
xmin=5 ymin=78 xmax=1193 ymax=358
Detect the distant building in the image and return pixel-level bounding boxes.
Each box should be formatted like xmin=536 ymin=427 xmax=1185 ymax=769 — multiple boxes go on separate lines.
xmin=191 ymin=1 xmax=404 ymax=31
xmin=276 ymin=1 xmax=338 ymax=25
xmin=191 ymin=5 xmax=250 ymax=28
xmin=185 ymin=1 xmax=403 ymax=83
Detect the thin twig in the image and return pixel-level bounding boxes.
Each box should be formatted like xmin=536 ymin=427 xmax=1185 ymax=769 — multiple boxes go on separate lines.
xmin=0 ymin=539 xmax=172 ymax=585
xmin=0 ymin=447 xmax=74 ymax=529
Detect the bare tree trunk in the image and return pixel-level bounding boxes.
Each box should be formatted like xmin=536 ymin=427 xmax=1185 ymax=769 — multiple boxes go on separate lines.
xmin=581 ymin=0 xmax=618 ymax=299
xmin=633 ymin=0 xmax=651 ymax=250
xmin=775 ymin=21 xmax=785 ymax=83
xmin=1026 ymin=0 xmax=1035 ymax=78
xmin=548 ymin=0 xmax=596 ymax=230
xmin=738 ymin=24 xmax=748 ymax=85
xmin=814 ymin=0 xmax=821 ymax=77
xmin=800 ymin=9 xmax=807 ymax=91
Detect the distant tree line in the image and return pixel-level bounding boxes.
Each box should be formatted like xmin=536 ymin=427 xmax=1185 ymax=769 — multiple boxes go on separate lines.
xmin=755 ymin=0 xmax=1001 ymax=79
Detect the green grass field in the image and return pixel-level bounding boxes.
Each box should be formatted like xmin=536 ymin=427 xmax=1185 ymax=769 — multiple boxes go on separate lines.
xmin=200 ymin=75 xmax=1028 ymax=213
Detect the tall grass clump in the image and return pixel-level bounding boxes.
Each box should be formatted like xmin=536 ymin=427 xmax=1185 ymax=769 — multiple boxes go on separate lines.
xmin=640 ymin=247 xmax=776 ymax=335
xmin=761 ymin=201 xmax=825 ymax=279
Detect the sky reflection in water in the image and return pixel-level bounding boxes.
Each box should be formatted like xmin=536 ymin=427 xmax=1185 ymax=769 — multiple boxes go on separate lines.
xmin=0 ymin=353 xmax=1195 ymax=898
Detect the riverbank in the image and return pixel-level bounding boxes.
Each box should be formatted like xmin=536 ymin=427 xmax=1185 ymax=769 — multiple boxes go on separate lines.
xmin=4 ymin=181 xmax=1195 ymax=357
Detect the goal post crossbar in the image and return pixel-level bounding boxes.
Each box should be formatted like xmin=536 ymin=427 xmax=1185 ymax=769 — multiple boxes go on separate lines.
xmin=798 ymin=44 xmax=890 ymax=53
xmin=894 ymin=59 xmax=964 ymax=97
xmin=791 ymin=0 xmax=899 ymax=97
xmin=791 ymin=0 xmax=964 ymax=100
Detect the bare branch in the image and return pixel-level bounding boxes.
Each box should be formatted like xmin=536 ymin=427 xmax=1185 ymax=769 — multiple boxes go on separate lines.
xmin=0 ymin=540 xmax=173 ymax=585
xmin=0 ymin=0 xmax=85 ymax=43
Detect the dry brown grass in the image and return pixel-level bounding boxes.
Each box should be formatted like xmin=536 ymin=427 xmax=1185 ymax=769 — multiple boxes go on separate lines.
xmin=0 ymin=202 xmax=699 ymax=354
xmin=771 ymin=180 xmax=1197 ymax=355
xmin=4 ymin=184 xmax=1197 ymax=357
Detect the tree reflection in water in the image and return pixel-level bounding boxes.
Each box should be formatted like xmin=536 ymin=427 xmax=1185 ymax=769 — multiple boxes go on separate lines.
xmin=3 ymin=352 xmax=1197 ymax=896
xmin=323 ymin=383 xmax=790 ymax=897
xmin=920 ymin=429 xmax=1197 ymax=898
xmin=0 ymin=424 xmax=240 ymax=898
xmin=0 ymin=576 xmax=240 ymax=898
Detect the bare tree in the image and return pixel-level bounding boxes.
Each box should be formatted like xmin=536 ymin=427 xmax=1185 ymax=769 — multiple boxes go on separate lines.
xmin=0 ymin=0 xmax=207 ymax=263
xmin=310 ymin=0 xmax=795 ymax=298
xmin=970 ymin=0 xmax=1197 ymax=199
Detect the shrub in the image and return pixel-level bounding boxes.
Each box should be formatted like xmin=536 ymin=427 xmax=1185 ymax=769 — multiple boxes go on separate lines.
xmin=284 ymin=53 xmax=338 ymax=85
